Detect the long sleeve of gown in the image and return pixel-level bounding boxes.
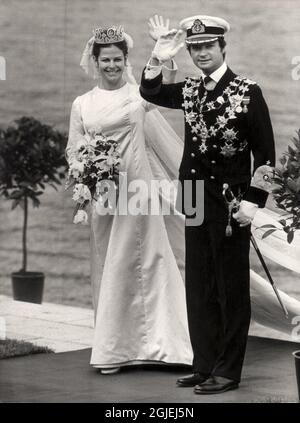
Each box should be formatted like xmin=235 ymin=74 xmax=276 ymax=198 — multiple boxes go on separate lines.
xmin=66 ymin=97 xmax=85 ymax=165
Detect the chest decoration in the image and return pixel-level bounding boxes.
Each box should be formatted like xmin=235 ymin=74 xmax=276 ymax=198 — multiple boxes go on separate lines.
xmin=182 ymin=76 xmax=255 ymax=155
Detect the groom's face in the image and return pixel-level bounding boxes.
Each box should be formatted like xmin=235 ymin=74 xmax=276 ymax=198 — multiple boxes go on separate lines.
xmin=189 ymin=40 xmax=224 ymax=75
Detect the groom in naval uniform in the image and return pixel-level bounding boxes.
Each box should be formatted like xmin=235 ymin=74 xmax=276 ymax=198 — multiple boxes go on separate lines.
xmin=140 ymin=16 xmax=275 ymax=394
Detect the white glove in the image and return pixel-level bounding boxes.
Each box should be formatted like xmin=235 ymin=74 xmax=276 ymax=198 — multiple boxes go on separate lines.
xmin=152 ymin=29 xmax=185 ymax=63
xmin=232 ymin=200 xmax=258 ymax=227
xmin=148 ymin=15 xmax=171 ymax=41
xmin=251 ymin=165 xmax=274 ymax=193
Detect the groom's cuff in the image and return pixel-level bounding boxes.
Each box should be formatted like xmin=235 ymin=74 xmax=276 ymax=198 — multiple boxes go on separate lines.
xmin=144 ymin=59 xmax=163 ymax=80
xmin=244 ymin=186 xmax=269 ymax=208
xmin=141 ymin=67 xmax=163 ymax=95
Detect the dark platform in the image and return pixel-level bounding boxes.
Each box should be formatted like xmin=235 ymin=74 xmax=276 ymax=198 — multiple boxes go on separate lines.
xmin=0 ymin=336 xmax=299 ymax=403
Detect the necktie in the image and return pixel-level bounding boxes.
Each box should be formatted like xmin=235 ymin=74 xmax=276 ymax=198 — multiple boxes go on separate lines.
xmin=204 ymin=76 xmax=212 ymax=85
xmin=203 ymin=75 xmax=216 ymax=91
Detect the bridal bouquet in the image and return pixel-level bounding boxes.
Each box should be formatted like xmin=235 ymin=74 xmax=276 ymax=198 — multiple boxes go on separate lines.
xmin=66 ymin=132 xmax=121 ymax=224
xmin=261 ymin=129 xmax=300 ymax=243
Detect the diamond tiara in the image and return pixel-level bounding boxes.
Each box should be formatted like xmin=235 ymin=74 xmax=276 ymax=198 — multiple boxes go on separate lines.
xmin=93 ymin=26 xmax=124 ymax=44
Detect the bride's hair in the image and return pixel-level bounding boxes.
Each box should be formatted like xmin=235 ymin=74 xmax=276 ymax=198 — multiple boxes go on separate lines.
xmin=92 ymin=40 xmax=129 ymax=61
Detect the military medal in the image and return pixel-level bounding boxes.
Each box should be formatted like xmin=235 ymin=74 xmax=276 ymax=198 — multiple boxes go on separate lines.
xmin=238 ymin=140 xmax=248 ymax=152
xmin=182 ymin=76 xmax=255 ymax=155
xmin=199 ymin=142 xmax=208 ymax=153
xmin=242 ymin=96 xmax=250 ymax=113
xmin=220 ymin=143 xmax=237 ymax=158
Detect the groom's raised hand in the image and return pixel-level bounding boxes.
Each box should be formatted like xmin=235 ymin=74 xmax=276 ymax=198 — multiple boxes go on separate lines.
xmin=151 ymin=29 xmax=185 ymax=63
xmin=148 ymin=15 xmax=170 ymax=41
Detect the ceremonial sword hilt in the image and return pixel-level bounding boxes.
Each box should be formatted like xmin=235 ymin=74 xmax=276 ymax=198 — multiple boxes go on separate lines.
xmin=222 ymin=183 xmax=241 ymax=237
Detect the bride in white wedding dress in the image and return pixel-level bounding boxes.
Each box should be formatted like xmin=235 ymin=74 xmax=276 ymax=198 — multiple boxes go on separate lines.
xmin=66 ymin=25 xmax=193 ymax=372
xmin=66 ymin=24 xmax=300 ymax=373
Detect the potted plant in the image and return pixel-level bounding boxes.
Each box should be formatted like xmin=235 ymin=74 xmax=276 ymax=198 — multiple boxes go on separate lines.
xmin=260 ymin=129 xmax=300 ymax=401
xmin=0 ymin=116 xmax=67 ymax=303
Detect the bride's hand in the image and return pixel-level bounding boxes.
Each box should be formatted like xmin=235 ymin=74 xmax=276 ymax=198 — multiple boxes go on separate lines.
xmin=152 ymin=29 xmax=185 ymax=63
xmin=148 ymin=15 xmax=170 ymax=41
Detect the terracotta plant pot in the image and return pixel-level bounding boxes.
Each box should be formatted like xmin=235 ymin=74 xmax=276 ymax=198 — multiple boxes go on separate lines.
xmin=293 ymin=350 xmax=300 ymax=402
xmin=11 ymin=271 xmax=44 ymax=304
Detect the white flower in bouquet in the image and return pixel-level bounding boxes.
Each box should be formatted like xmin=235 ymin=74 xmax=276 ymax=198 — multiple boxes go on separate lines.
xmin=66 ymin=131 xmax=121 ymax=223
xmin=76 ymin=138 xmax=95 ymax=160
xmin=69 ymin=159 xmax=85 ymax=179
xmin=76 ymin=137 xmax=89 ymax=150
xmin=93 ymin=132 xmax=107 ymax=143
xmin=95 ymin=160 xmax=111 ymax=173
xmin=73 ymin=209 xmax=88 ymax=225
xmin=96 ymin=179 xmax=117 ymax=196
xmin=106 ymin=145 xmax=121 ymax=166
xmin=106 ymin=156 xmax=115 ymax=166
xmin=76 ymin=151 xmax=87 ymax=163
xmin=76 ymin=134 xmax=98 ymax=159
xmin=72 ymin=183 xmax=92 ymax=203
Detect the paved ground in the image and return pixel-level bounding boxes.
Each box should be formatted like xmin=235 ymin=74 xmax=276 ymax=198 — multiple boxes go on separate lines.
xmin=0 ymin=295 xmax=94 ymax=352
xmin=1 ymin=295 xmax=300 ymax=402
xmin=0 ymin=336 xmax=299 ymax=403
xmin=0 ymin=295 xmax=296 ymax=354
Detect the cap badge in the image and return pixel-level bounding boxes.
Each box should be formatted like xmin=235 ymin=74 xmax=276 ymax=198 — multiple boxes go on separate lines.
xmin=191 ymin=19 xmax=205 ymax=34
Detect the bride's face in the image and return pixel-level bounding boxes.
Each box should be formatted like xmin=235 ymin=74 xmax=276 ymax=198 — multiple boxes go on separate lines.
xmin=97 ymin=45 xmax=126 ymax=85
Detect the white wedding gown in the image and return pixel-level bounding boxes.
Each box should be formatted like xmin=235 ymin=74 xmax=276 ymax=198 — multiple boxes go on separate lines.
xmin=67 ymin=81 xmax=300 ymax=369
xmin=67 ymin=82 xmax=193 ymax=367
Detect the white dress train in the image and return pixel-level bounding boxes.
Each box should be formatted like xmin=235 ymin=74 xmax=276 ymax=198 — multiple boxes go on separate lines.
xmin=250 ymin=209 xmax=300 ymax=334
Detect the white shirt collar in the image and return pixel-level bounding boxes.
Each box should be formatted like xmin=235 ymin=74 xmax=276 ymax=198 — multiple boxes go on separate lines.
xmin=204 ymin=62 xmax=227 ymax=83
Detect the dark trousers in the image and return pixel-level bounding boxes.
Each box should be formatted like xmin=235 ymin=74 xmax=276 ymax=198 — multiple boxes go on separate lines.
xmin=185 ymin=219 xmax=251 ymax=382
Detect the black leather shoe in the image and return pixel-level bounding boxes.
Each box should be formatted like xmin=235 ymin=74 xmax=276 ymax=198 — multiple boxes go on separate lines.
xmin=177 ymin=373 xmax=209 ymax=387
xmin=194 ymin=376 xmax=239 ymax=394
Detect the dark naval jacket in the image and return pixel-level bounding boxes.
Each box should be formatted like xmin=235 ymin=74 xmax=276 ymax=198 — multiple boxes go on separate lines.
xmin=140 ymin=67 xmax=275 ymax=220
